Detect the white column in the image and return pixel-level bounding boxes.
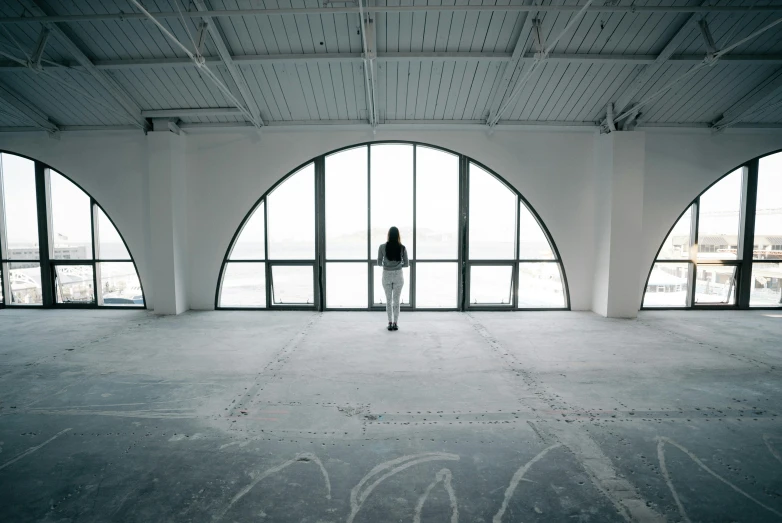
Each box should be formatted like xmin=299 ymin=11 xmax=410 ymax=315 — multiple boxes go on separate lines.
xmin=147 ymin=124 xmax=188 ymax=314
xmin=592 ymin=131 xmax=645 ymax=318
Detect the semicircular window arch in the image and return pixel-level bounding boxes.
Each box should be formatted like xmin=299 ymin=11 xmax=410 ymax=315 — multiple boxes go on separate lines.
xmin=643 ymin=150 xmax=782 ymax=309
xmin=0 ymin=151 xmax=145 ymax=308
xmin=217 ymin=142 xmax=569 ymax=311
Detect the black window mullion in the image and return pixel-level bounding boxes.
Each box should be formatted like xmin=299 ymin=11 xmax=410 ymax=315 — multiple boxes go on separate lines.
xmin=264 ymin=199 xmax=271 ymax=309
xmin=90 ymin=200 xmax=100 ymax=306
xmin=411 ymin=144 xmax=417 ymax=309
xmin=688 ymin=199 xmax=700 ymax=307
xmin=459 ymin=156 xmax=469 ymax=311
xmin=738 ymin=161 xmax=759 ymax=309
xmin=315 ymin=156 xmax=326 ymax=311
xmin=35 ymin=163 xmax=54 ymax=307
xmin=367 ymin=146 xmax=373 ymax=308
xmin=513 ymin=195 xmax=521 ymax=308
xmin=0 ymin=156 xmax=6 ymax=307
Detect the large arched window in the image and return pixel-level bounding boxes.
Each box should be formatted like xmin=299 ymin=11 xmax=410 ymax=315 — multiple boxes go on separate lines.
xmin=217 ymin=142 xmax=568 ymax=311
xmin=643 ymin=150 xmax=782 ymax=309
xmin=0 ymin=152 xmax=144 ymax=308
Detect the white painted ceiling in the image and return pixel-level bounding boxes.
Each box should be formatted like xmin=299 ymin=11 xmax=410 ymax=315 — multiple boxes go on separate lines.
xmin=0 ymin=0 xmax=780 ymax=133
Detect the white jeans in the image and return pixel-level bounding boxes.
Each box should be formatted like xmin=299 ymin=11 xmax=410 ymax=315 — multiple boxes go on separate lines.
xmin=381 ymin=270 xmax=404 ymax=323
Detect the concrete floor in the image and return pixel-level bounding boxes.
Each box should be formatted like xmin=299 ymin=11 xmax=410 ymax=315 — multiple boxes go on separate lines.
xmin=0 ymin=310 xmax=780 ymax=522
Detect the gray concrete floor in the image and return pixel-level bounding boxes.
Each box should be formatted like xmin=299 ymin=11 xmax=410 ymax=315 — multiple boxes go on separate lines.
xmin=0 ymin=309 xmax=781 ymax=522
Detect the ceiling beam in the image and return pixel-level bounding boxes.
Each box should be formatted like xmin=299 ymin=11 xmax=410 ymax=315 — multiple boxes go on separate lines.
xmin=192 ymin=0 xmax=264 ymax=127
xmin=1 ymin=4 xmax=781 ymax=24
xmin=141 ymin=108 xmax=242 ymax=117
xmin=485 ymin=0 xmax=535 ymax=126
xmin=711 ymin=67 xmax=782 ymax=132
xmin=15 ymin=0 xmax=148 ymax=130
xmin=609 ymin=5 xmax=702 ymax=120
xmin=2 ymin=121 xmax=782 ymax=134
xmin=2 ymin=53 xmax=780 ymax=71
xmin=0 ymin=81 xmax=59 ymax=133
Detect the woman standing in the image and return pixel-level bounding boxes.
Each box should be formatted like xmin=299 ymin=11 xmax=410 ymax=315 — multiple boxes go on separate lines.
xmin=377 ymin=226 xmax=409 ymax=331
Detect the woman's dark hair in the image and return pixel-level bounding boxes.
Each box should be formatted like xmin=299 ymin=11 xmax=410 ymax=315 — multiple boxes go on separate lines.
xmin=386 ymin=226 xmax=404 ymax=261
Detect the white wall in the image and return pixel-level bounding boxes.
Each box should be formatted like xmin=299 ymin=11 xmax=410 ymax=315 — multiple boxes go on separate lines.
xmin=641 ymin=130 xmax=782 ymax=300
xmin=2 ymin=127 xmax=781 ymax=314
xmin=185 ymin=129 xmax=597 ymax=310
xmin=0 ymin=131 xmax=153 ymax=308
xmin=592 ymin=132 xmax=645 ymax=318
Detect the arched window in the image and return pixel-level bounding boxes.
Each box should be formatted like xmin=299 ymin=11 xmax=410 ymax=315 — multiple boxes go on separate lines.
xmin=643 ymin=150 xmax=782 ymax=309
xmin=217 ymin=142 xmax=568 ymax=311
xmin=0 ymin=152 xmax=144 ymax=308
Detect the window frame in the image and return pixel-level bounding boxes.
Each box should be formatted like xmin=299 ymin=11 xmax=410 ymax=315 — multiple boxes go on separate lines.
xmin=0 ymin=150 xmax=145 ymax=310
xmin=643 ymin=150 xmax=782 ymax=310
xmin=215 ymin=141 xmax=570 ymax=312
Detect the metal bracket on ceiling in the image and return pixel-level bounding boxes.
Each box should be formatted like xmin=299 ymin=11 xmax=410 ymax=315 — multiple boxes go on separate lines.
xmin=698 ymin=20 xmax=719 ymax=65
xmin=151 ymin=117 xmax=181 ymax=135
xmin=196 ymin=21 xmax=209 ymax=56
xmin=605 ymin=102 xmax=617 ymax=132
xmin=532 ymin=19 xmax=545 ymax=59
xmin=28 ymin=27 xmax=49 ymax=71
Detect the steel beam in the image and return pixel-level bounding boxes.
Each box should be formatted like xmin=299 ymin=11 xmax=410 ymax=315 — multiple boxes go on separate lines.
xmin=16 ymin=0 xmax=147 ymax=130
xmin=2 ymin=4 xmax=782 ymax=24
xmin=2 ymin=120 xmax=782 ymax=134
xmin=712 ymin=67 xmax=782 ymax=131
xmin=142 ymin=107 xmax=242 ymax=117
xmin=0 ymin=82 xmax=59 ymax=132
xmin=609 ymin=5 xmax=703 ymax=120
xmin=1 ymin=53 xmax=781 ymax=71
xmin=192 ymin=0 xmax=264 ymax=127
xmin=485 ymin=0 xmax=535 ymax=125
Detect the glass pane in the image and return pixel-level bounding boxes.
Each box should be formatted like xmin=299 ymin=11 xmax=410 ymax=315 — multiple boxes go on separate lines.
xmin=373 ymin=266 xmax=410 ymax=306
xmin=469 ymin=164 xmax=516 ymax=260
xmin=8 ymin=262 xmax=42 ymax=305
xmin=416 ymin=262 xmax=458 ymax=308
xmin=749 ymin=262 xmax=782 ymax=307
xmin=229 ymin=202 xmax=265 ymax=260
xmin=371 ymin=144 xmax=414 ymax=259
xmin=416 ymin=147 xmax=458 ymax=259
xmin=268 ymin=164 xmax=315 ymax=259
xmin=0 ymin=268 xmax=3 ymax=304
xmin=658 ymin=206 xmax=692 ymax=260
xmin=518 ymin=263 xmax=565 ymax=308
xmin=271 ymin=265 xmax=314 ymax=305
xmin=1 ymin=153 xmax=39 ymax=259
xmin=694 ymin=265 xmax=737 ymax=305
xmin=96 ymin=206 xmax=130 ymax=259
xmin=98 ymin=262 xmax=143 ymax=306
xmin=469 ymin=265 xmax=513 ymax=305
xmin=518 ymin=202 xmax=554 ymax=260
xmin=327 ymin=262 xmax=368 ymax=308
xmin=697 ymin=169 xmax=742 ymax=261
xmin=54 ymin=265 xmax=95 ymax=304
xmin=644 ymin=262 xmax=690 ymax=308
xmin=326 ymin=147 xmax=368 ymax=259
xmin=50 ymin=171 xmax=92 ymax=260
xmin=754 ymin=152 xmax=782 ymax=261
xmin=219 ymin=262 xmax=266 ymax=308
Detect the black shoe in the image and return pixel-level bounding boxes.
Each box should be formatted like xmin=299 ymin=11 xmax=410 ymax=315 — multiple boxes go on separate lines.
xmin=387 ymin=323 xmax=393 ymax=331
xmin=392 ymin=323 xmax=398 ymax=331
